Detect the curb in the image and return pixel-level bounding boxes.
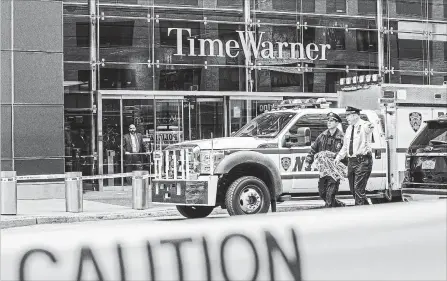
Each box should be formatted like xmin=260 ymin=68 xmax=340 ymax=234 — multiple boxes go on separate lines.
xmin=0 ymin=207 xmax=181 ymax=230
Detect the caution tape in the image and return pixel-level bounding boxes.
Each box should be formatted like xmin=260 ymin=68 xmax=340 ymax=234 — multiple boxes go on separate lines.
xmin=15 ymin=174 xmax=66 ymax=181
xmin=3 ymin=173 xmax=156 ymax=182
xmin=1 ymin=200 xmax=446 ymax=280
xmin=81 ymin=173 xmax=134 ymax=181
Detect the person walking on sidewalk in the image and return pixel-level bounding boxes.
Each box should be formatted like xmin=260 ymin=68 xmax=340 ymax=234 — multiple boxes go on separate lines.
xmin=305 ymin=112 xmax=346 ymax=208
xmin=335 ymin=106 xmax=374 ymax=205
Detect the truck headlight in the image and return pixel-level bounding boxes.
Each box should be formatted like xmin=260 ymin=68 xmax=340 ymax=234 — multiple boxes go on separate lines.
xmin=188 ymin=147 xmax=201 ymax=177
xmin=200 ymin=150 xmax=225 ymax=174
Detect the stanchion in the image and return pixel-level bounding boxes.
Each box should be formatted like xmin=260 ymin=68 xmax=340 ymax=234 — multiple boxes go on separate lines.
xmin=132 ymin=170 xmax=149 ymax=210
xmin=65 ymin=172 xmax=83 ymax=213
xmin=0 ymin=171 xmax=17 ymax=215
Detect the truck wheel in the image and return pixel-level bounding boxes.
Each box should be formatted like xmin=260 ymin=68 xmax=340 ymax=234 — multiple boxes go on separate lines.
xmin=225 ymin=176 xmax=271 ymax=216
xmin=176 ymin=206 xmax=214 ymax=219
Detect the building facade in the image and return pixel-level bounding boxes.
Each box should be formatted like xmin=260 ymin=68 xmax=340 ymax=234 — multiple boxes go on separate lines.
xmin=1 ymin=0 xmax=446 ymax=192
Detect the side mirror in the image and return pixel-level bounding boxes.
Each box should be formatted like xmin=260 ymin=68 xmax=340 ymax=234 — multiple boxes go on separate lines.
xmin=283 ymin=133 xmax=292 ymax=148
xmin=296 ymin=127 xmax=311 ymax=146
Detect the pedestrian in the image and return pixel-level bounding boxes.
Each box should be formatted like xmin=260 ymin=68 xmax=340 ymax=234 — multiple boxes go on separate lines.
xmin=123 ymin=124 xmax=144 ymax=185
xmin=335 ymin=106 xmax=374 ymax=205
xmin=305 ymin=112 xmax=346 ymax=208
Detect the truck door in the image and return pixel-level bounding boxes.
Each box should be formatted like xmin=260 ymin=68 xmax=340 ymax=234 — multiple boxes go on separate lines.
xmin=279 ymin=113 xmax=328 ymax=193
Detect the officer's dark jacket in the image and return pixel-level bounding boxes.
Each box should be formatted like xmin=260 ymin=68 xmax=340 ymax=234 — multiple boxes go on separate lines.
xmin=305 ymin=128 xmax=344 ymax=165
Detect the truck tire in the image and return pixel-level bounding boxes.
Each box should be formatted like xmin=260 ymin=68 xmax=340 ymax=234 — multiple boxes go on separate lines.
xmin=176 ymin=206 xmax=214 ymax=219
xmin=225 ymin=176 xmax=271 ymax=216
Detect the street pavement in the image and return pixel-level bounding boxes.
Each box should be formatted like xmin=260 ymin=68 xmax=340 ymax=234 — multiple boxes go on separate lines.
xmin=1 ymin=199 xmax=355 ymax=234
xmin=0 ymin=190 xmax=356 ymax=230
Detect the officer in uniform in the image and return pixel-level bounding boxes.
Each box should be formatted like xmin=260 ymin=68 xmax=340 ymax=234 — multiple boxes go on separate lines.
xmin=305 ymin=112 xmax=346 ymax=208
xmin=335 ymin=106 xmax=374 ymax=205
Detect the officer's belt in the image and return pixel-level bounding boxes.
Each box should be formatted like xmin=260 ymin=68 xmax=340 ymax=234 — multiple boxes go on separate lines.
xmin=348 ymin=152 xmax=372 ymax=161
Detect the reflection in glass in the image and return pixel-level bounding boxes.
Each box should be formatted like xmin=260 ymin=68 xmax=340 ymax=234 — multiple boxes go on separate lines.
xmin=327 ymin=0 xmax=346 ymax=13
xmin=155 ymin=100 xmax=184 ymax=150
xmin=102 ymin=99 xmax=122 ymax=186
xmin=194 ymin=98 xmax=224 ymax=139
xmin=357 ymin=29 xmax=378 ymax=52
xmin=326 ymin=28 xmax=346 ymax=50
xmin=230 ymin=100 xmax=247 ymax=135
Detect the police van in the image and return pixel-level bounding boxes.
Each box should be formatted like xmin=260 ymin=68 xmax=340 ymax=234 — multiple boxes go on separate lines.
xmin=151 ymin=84 xmax=447 ymax=218
xmin=402 ymin=115 xmax=447 ymax=201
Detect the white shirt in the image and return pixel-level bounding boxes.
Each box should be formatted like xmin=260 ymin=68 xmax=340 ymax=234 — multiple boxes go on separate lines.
xmin=337 ymin=118 xmax=374 ymax=159
xmin=130 ymin=134 xmax=138 ymax=153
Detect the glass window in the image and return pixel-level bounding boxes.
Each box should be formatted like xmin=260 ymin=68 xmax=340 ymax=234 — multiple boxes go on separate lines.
xmin=76 ymin=21 xmax=135 ymax=48
xmin=271 ymin=71 xmax=301 ymax=88
xmin=327 ymin=0 xmax=346 ymax=13
xmin=219 ymin=68 xmax=242 ymax=91
xmin=358 ymin=0 xmax=376 ymax=14
xmin=159 ymin=68 xmax=202 ymax=91
xmin=398 ymin=39 xmax=433 ymax=60
xmin=250 ymin=100 xmax=282 ymax=118
xmin=155 ymin=0 xmax=198 ymax=5
xmin=233 ymin=112 xmax=296 ymax=138
xmin=410 ymin=121 xmax=447 ymax=147
xmin=217 ymin=0 xmax=243 ymax=7
xmin=326 ymin=28 xmax=346 ymax=50
xmin=159 ymin=21 xmax=200 ymax=48
xmin=396 ymin=0 xmax=433 ymax=18
xmin=102 ymin=99 xmax=121 ymax=186
xmin=325 ymin=65 xmax=347 ymax=93
xmin=98 ymin=68 xmax=137 ymax=89
xmin=75 ymin=22 xmax=89 ymax=47
xmin=400 ymin=75 xmax=428 ymax=84
xmin=230 ymin=100 xmax=247 ymax=135
xmin=256 ymin=0 xmax=315 ymax=12
xmin=187 ymin=97 xmax=224 ymax=140
xmin=289 ymin=114 xmax=327 ymax=143
xmin=357 ymin=29 xmax=378 ymax=52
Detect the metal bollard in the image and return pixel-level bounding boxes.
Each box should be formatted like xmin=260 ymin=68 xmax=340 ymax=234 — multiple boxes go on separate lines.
xmin=1 ymin=171 xmax=17 ymax=215
xmin=132 ymin=170 xmax=149 ymax=210
xmin=65 ymin=172 xmax=83 ymax=213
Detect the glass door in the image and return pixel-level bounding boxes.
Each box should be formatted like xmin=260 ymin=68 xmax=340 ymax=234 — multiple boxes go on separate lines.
xmin=122 ymin=99 xmax=155 ymax=185
xmin=154 ymin=99 xmax=184 ymax=150
xmin=196 ymin=97 xmax=224 ymax=140
xmin=183 ymin=97 xmax=224 ymax=140
xmin=101 ymin=99 xmax=122 ymax=187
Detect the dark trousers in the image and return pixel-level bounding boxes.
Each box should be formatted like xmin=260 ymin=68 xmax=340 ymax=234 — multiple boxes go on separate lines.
xmin=347 ymin=154 xmax=373 ymax=205
xmin=318 ymin=176 xmax=345 ymax=207
xmin=125 ymin=154 xmax=143 ymax=185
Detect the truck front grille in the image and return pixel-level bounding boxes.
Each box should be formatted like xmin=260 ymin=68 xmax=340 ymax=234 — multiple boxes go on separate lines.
xmin=154 ymin=148 xmax=195 ymax=180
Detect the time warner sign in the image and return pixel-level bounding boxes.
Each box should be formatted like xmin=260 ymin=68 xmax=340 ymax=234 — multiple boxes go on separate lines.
xmin=168 ymin=28 xmax=331 ymax=61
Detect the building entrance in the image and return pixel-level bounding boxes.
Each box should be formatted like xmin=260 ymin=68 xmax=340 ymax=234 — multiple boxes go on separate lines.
xmin=99 ymin=96 xmax=224 ymax=187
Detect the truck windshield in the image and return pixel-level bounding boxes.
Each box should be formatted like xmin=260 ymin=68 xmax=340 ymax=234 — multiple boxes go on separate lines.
xmin=233 ymin=112 xmax=296 ymax=138
xmin=410 ymin=121 xmax=447 ymax=148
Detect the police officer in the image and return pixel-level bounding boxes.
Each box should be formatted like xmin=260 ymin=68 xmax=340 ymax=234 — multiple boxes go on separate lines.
xmin=335 ymin=106 xmax=374 ymax=205
xmin=305 ymin=112 xmax=345 ymax=208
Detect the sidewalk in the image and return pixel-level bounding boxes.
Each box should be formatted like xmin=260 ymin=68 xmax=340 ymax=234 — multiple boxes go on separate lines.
xmin=0 ymin=191 xmax=182 ymax=229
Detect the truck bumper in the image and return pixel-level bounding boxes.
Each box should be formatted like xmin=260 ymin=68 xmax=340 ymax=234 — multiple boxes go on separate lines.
xmin=402 ymin=183 xmax=447 ymax=202
xmin=151 ymin=175 xmax=219 ymax=206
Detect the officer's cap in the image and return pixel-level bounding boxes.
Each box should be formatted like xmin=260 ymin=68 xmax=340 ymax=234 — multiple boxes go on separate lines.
xmin=327 ymin=112 xmax=342 ymax=123
xmin=345 ymin=106 xmax=361 ymax=114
